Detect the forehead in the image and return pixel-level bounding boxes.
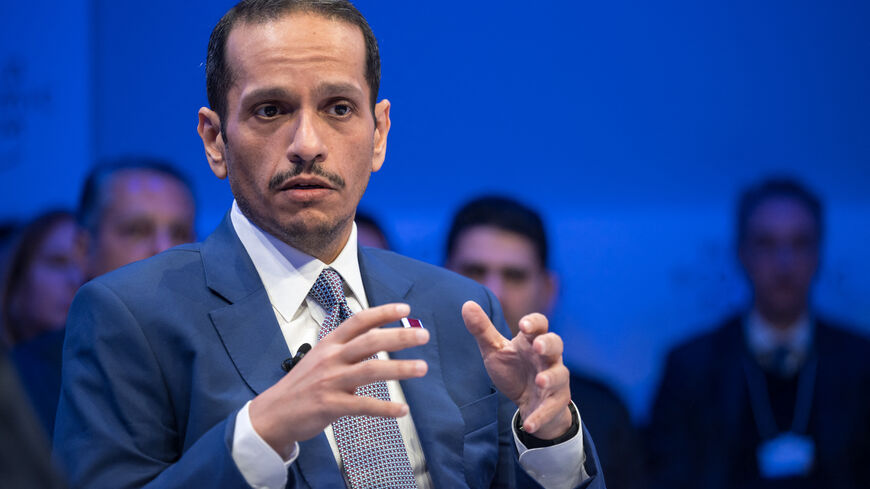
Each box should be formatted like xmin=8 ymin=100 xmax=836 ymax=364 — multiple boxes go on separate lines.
xmin=39 ymin=219 xmax=78 ymax=251
xmin=225 ymin=12 xmax=367 ymax=98
xmin=105 ymin=170 xmax=193 ymax=215
xmin=746 ymin=196 xmax=817 ymax=235
xmin=453 ymin=226 xmax=542 ymax=268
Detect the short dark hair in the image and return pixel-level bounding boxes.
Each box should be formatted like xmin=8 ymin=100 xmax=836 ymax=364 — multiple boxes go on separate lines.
xmin=77 ymin=157 xmax=194 ymax=235
xmin=736 ymin=177 xmax=824 ymax=245
xmin=447 ymin=196 xmax=550 ymax=269
xmin=206 ymin=0 xmax=380 ymax=132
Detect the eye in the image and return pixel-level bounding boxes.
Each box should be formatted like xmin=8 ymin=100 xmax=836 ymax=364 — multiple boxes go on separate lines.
xmin=255 ymin=104 xmax=282 ymax=118
xmin=458 ymin=264 xmax=487 ymax=281
xmin=502 ymin=268 xmax=530 ymax=285
xmin=171 ymin=223 xmax=194 ymax=244
xmin=118 ymin=220 xmax=155 ymax=239
xmin=327 ymin=102 xmax=354 ymax=117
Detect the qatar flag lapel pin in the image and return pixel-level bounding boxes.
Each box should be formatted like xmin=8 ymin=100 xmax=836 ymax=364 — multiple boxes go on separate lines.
xmin=401 ymin=317 xmax=424 ymax=329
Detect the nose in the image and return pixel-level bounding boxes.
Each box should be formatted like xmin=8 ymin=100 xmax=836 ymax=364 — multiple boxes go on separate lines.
xmin=287 ymin=109 xmax=327 ymax=166
xmin=482 ymin=273 xmax=505 ymax=304
xmin=151 ymin=230 xmax=173 ymax=255
xmin=774 ymin=244 xmax=796 ymax=267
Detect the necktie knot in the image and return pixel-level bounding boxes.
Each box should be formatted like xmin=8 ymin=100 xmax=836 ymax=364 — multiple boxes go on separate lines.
xmin=309 ymin=268 xmax=347 ymax=312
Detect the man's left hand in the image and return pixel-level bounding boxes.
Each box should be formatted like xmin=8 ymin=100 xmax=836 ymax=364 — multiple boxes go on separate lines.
xmin=462 ymin=301 xmax=572 ymax=440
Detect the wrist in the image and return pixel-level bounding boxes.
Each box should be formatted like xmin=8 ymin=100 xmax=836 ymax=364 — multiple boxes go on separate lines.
xmin=516 ymin=403 xmax=579 ymax=448
xmin=249 ymin=396 xmax=296 ymax=459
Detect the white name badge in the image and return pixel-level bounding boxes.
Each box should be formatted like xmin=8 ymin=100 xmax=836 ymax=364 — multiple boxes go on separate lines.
xmin=757 ymin=432 xmax=815 ymax=479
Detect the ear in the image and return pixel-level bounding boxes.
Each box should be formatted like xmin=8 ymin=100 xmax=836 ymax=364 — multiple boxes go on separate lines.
xmin=541 ymin=270 xmax=559 ymax=315
xmin=198 ymin=107 xmax=228 ymax=179
xmin=371 ymin=99 xmax=391 ymax=173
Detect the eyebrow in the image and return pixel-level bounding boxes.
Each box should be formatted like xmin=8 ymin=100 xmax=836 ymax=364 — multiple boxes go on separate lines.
xmin=241 ymin=82 xmax=364 ymax=106
xmin=313 ymin=82 xmax=364 ymax=100
xmin=241 ymin=87 xmax=296 ymax=105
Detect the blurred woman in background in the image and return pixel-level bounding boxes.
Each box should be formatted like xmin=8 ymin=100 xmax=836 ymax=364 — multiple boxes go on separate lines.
xmin=0 ymin=210 xmax=86 ymax=437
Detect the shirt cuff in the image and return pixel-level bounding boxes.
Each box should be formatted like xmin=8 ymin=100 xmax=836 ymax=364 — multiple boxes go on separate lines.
xmin=513 ymin=401 xmax=589 ymax=489
xmin=231 ymin=401 xmax=299 ymax=489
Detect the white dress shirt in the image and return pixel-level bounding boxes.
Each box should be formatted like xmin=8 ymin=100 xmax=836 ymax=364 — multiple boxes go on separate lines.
xmin=227 ymin=202 xmax=588 ymax=489
xmin=745 ymin=309 xmax=812 ymax=376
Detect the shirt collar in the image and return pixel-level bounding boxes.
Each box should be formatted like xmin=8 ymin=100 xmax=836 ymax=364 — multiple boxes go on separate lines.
xmin=230 ymin=201 xmax=369 ymax=321
xmin=745 ymin=308 xmax=812 ymax=358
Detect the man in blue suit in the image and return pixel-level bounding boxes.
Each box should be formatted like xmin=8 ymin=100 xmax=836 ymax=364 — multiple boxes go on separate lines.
xmin=54 ymin=1 xmax=605 ymax=488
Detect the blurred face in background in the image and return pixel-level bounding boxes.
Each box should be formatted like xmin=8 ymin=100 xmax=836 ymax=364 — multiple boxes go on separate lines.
xmin=87 ymin=169 xmax=195 ymax=278
xmin=356 ymin=221 xmax=389 ymax=249
xmin=447 ymin=225 xmax=556 ymax=336
xmin=739 ymin=196 xmax=820 ymax=328
xmin=8 ymin=217 xmax=86 ymax=341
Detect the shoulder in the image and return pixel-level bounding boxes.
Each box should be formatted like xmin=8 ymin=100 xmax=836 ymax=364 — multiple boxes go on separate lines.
xmin=658 ymin=315 xmax=744 ymax=385
xmin=90 ymin=243 xmax=204 ymax=293
xmin=816 ymin=318 xmax=870 ymax=370
xmin=569 ymin=371 xmax=630 ymax=413
xmin=667 ymin=316 xmax=742 ymax=360
xmin=75 ymin=243 xmax=210 ymax=324
xmin=360 ymin=247 xmax=494 ymax=303
xmin=816 ymin=317 xmax=870 ymax=347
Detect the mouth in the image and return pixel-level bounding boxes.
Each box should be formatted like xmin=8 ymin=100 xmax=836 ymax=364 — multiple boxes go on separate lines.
xmin=277 ymin=176 xmax=336 ymax=203
xmin=279 ymin=176 xmax=335 ymax=192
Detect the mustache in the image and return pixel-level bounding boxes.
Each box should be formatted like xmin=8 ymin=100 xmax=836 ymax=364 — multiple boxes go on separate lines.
xmin=268 ymin=164 xmax=346 ymax=191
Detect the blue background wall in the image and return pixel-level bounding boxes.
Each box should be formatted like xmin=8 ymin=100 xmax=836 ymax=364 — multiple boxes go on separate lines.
xmin=3 ymin=0 xmax=869 ymax=419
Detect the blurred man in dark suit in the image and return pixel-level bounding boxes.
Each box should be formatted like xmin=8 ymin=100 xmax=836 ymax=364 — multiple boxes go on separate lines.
xmin=647 ymin=178 xmax=870 ymax=489
xmin=447 ymin=195 xmax=648 ymax=489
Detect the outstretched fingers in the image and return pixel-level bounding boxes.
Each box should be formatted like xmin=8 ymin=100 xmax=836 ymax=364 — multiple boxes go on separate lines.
xmin=342 ymin=327 xmax=429 ymax=364
xmin=328 ymin=303 xmax=410 ymax=344
xmin=531 ymin=332 xmax=564 ymax=365
xmin=462 ymin=301 xmax=509 ymax=354
xmin=333 ymin=394 xmax=410 ymax=419
xmin=338 ymin=358 xmax=428 ymax=391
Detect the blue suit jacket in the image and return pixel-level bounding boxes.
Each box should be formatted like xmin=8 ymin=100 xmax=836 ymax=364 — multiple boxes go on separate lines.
xmin=55 ymin=216 xmax=604 ymax=488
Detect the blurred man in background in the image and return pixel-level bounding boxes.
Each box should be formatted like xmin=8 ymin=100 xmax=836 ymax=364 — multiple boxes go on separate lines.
xmin=78 ymin=157 xmax=196 ymax=279
xmin=647 ymin=178 xmax=870 ymax=489
xmin=446 ymin=195 xmax=648 ymax=489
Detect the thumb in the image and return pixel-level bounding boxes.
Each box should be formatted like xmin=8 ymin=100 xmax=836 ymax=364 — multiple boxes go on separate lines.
xmin=462 ymin=301 xmax=508 ymax=354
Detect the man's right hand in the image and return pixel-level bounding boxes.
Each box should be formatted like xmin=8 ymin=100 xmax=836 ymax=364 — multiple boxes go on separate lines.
xmin=248 ymin=303 xmax=429 ymax=459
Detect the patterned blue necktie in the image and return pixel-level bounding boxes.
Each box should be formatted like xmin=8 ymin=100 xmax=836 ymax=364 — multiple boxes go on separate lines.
xmin=309 ymin=268 xmax=417 ymax=489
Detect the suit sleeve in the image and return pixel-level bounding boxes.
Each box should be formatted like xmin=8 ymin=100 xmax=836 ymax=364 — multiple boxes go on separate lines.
xmin=53 ymin=280 xmax=252 ymax=489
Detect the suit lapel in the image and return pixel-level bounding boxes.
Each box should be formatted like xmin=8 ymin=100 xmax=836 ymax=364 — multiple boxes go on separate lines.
xmin=359 ymin=249 xmax=466 ymax=488
xmin=202 ymin=215 xmax=289 ymax=395
xmin=204 ymin=216 xmax=347 ymax=488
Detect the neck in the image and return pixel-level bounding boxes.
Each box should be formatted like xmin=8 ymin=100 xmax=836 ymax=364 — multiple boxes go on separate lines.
xmin=755 ymin=304 xmax=807 ymax=331
xmin=281 ymin=225 xmax=351 ymax=264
